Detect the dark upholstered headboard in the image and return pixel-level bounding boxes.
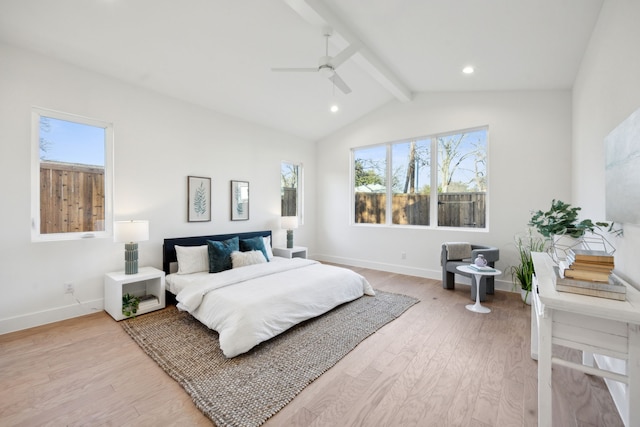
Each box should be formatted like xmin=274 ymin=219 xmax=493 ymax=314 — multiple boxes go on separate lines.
xmin=162 ymin=230 xmax=272 ymax=275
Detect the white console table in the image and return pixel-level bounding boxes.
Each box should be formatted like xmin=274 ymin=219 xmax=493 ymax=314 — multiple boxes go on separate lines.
xmin=531 ymin=252 xmax=640 ymax=427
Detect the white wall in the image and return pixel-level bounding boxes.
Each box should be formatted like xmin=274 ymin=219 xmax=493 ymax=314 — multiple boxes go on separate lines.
xmin=572 ymin=3 xmax=640 ymax=422
xmin=315 ymin=90 xmax=573 ymax=290
xmin=573 ymin=0 xmax=640 ymax=284
xmin=0 ymin=43 xmax=316 ymax=333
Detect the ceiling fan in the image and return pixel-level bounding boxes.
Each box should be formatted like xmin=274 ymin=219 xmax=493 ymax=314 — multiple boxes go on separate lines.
xmin=271 ymin=27 xmax=359 ymax=95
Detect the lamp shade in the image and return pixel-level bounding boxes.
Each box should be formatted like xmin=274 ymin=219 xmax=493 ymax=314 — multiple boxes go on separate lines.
xmin=114 ymin=220 xmax=149 ymax=243
xmin=281 ymin=216 xmax=299 ymax=230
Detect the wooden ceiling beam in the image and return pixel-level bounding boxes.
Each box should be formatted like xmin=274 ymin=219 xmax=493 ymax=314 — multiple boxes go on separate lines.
xmin=283 ymin=0 xmax=413 ymax=102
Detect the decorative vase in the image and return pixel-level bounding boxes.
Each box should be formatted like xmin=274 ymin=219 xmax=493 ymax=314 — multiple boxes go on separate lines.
xmin=474 ymin=254 xmax=487 ymax=267
xmin=521 ymin=288 xmax=531 ymax=305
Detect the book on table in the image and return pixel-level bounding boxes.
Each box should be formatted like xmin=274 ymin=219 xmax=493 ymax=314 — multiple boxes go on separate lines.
xmin=467 ymin=264 xmax=496 ymax=272
xmin=558 ymin=260 xmax=611 ymax=282
xmin=138 ymin=294 xmax=159 ymax=309
xmin=565 ymin=260 xmax=614 ymax=272
xmin=562 ymin=267 xmax=610 ymax=282
xmin=553 ymin=267 xmax=626 ymax=301
xmin=567 ymin=248 xmax=614 ymax=264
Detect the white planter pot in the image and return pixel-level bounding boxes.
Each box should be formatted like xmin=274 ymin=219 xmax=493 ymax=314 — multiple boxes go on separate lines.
xmin=521 ymin=288 xmax=532 ymax=305
xmin=551 ymin=234 xmax=580 ymax=263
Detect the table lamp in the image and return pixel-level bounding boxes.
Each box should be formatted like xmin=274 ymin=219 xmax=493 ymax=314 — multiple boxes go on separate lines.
xmin=114 ymin=220 xmax=149 ymax=274
xmin=281 ymin=216 xmax=298 ymax=248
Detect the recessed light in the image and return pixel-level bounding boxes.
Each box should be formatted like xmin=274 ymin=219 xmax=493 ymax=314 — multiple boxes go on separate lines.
xmin=462 ymin=66 xmax=474 ymax=74
xmin=330 ymin=104 xmax=339 ymax=113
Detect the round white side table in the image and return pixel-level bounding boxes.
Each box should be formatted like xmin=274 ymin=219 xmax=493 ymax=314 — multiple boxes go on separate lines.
xmin=456 ymin=265 xmax=502 ymax=314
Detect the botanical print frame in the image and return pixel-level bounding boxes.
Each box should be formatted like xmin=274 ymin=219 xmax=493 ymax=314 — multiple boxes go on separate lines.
xmin=231 ymin=180 xmax=249 ymax=221
xmin=188 ymin=176 xmax=211 ymax=222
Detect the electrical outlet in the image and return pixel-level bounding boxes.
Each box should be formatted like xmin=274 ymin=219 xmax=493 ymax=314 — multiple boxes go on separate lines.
xmin=64 ymin=282 xmax=74 ymax=294
xmin=401 ymin=252 xmax=406 ymax=259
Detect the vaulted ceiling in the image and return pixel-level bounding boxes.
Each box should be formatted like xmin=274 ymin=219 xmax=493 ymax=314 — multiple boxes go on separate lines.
xmin=0 ymin=0 xmax=604 ymax=140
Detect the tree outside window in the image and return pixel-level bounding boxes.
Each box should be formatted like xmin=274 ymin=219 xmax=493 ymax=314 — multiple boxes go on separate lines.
xmin=281 ymin=162 xmax=300 ymax=217
xmin=353 ymin=127 xmax=488 ymax=228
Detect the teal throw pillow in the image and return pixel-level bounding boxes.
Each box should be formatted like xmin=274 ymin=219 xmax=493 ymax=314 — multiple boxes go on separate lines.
xmin=207 ymin=237 xmax=239 ymax=273
xmin=239 ymin=236 xmax=269 ymax=262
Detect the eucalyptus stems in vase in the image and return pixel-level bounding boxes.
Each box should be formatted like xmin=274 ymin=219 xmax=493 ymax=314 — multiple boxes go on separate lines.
xmin=528 ymin=199 xmax=621 ymax=239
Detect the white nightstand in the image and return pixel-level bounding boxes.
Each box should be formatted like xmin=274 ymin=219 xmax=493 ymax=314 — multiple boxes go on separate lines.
xmin=272 ymin=246 xmax=308 ymax=259
xmin=104 ymin=266 xmax=166 ymax=321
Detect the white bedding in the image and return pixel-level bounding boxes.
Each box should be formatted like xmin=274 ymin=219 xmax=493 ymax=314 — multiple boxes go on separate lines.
xmin=170 ymin=258 xmax=375 ymax=358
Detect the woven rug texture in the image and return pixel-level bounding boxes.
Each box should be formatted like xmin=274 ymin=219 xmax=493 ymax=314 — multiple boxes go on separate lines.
xmin=121 ymin=290 xmax=418 ymax=427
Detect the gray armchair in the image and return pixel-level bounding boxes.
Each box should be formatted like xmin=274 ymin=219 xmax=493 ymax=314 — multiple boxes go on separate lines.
xmin=441 ymin=243 xmax=499 ymax=301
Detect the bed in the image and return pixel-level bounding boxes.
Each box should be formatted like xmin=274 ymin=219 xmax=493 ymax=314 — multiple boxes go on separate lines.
xmin=162 ymin=230 xmax=375 ymax=358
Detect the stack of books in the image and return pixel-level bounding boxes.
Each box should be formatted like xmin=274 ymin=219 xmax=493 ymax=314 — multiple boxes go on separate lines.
xmin=555 ymin=249 xmax=626 ymax=301
xmin=561 ymin=249 xmax=614 ymax=282
xmin=138 ymin=294 xmax=159 ymax=310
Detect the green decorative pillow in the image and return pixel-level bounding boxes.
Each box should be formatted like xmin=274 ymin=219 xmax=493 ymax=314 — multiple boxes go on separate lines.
xmin=207 ymin=237 xmax=239 ymax=273
xmin=239 ymin=236 xmax=269 ymax=262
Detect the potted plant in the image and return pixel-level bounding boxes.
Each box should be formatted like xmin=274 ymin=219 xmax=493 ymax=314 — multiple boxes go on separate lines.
xmin=122 ymin=293 xmax=140 ymax=318
xmin=528 ymin=199 xmax=619 ymax=238
xmin=510 ymin=230 xmax=546 ymax=305
xmin=528 ymin=199 xmax=621 ymax=261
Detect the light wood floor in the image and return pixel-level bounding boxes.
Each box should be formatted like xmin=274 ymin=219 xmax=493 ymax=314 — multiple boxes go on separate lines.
xmin=0 ymin=266 xmax=624 ymax=426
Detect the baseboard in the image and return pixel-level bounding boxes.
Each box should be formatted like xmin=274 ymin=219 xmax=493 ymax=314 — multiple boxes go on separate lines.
xmin=0 ymin=298 xmax=104 ymax=335
xmin=313 ymin=253 xmax=514 ymax=293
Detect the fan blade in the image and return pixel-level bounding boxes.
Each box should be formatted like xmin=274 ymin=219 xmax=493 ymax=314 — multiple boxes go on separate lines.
xmin=329 ymin=72 xmax=352 ymax=94
xmin=329 ymin=44 xmax=359 ymax=69
xmin=271 ymin=67 xmax=318 ymax=72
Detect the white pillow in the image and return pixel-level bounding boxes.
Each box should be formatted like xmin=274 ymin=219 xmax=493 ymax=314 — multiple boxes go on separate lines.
xmin=263 ymin=236 xmax=274 ymax=260
xmin=175 ymin=245 xmax=209 ymax=275
xmin=231 ymin=250 xmax=267 ymax=268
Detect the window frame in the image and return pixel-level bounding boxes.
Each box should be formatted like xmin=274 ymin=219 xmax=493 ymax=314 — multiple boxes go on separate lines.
xmin=351 ymin=125 xmax=488 ymax=230
xmin=281 ymin=160 xmax=304 ymax=225
xmin=31 ymin=107 xmax=114 ymax=242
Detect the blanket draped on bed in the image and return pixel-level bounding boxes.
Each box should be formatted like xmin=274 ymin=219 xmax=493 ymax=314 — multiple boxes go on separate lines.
xmin=174 ymin=258 xmax=375 ymax=358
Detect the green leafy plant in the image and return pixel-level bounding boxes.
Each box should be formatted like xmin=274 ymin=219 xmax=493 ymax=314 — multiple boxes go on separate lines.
xmin=193 ymin=182 xmax=207 ymax=216
xmin=122 ymin=293 xmax=140 ymax=317
xmin=510 ymin=231 xmax=546 ymax=303
xmin=529 ymin=199 xmax=620 ymax=238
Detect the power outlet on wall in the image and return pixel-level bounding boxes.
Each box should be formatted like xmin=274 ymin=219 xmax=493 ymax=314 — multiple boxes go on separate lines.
xmin=64 ymin=282 xmax=74 ymax=294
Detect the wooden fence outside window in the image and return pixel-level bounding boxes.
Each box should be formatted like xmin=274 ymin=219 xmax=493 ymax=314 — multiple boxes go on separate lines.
xmin=40 ymin=161 xmax=105 ymax=234
xmin=355 ymin=192 xmax=486 ymax=227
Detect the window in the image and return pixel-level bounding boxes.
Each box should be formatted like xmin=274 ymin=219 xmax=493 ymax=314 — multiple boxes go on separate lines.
xmin=31 ymin=107 xmax=113 ymax=241
xmin=281 ymin=161 xmax=303 ymax=220
xmin=352 ymin=127 xmax=488 ymax=229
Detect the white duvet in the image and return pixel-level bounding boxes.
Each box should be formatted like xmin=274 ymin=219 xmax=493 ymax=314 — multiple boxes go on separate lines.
xmin=172 ymin=258 xmax=375 ymax=358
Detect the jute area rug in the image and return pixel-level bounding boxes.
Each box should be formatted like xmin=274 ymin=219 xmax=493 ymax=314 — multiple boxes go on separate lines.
xmin=121 ymin=290 xmax=418 ymax=427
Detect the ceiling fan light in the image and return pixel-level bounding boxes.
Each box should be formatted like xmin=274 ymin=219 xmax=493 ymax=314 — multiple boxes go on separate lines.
xmin=319 ymin=66 xmax=335 ymax=78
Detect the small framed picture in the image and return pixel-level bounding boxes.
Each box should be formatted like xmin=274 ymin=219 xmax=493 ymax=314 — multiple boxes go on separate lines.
xmin=231 ymin=180 xmax=249 ymax=221
xmin=188 ymin=176 xmax=211 ymax=222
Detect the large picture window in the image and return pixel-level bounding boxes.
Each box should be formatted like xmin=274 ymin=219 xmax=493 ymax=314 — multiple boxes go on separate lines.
xmin=352 ymin=127 xmax=488 ymax=229
xmin=31 ymin=107 xmax=113 ymax=241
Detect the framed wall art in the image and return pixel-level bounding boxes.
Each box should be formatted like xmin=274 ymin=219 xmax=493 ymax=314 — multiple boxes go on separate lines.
xmin=231 ymin=180 xmax=249 ymax=221
xmin=188 ymin=176 xmax=211 ymax=222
